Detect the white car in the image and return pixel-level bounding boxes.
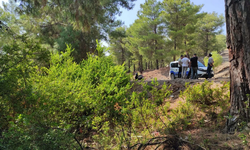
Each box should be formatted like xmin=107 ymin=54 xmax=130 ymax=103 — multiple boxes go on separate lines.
xmin=169 ymin=61 xmax=214 ymax=79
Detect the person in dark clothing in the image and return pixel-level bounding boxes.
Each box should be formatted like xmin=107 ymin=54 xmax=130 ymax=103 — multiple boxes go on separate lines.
xmin=207 ymin=53 xmax=214 ymax=78
xmin=190 ymin=54 xmax=198 ymax=79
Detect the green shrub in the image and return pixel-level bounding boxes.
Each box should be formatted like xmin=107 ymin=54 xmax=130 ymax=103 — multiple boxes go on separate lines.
xmin=167 ymin=101 xmax=196 ymax=131
xmin=0 ymin=40 xmax=133 ymax=149
xmin=0 ymin=40 xmax=175 ymax=149
xmin=181 ymin=80 xmax=230 ymax=118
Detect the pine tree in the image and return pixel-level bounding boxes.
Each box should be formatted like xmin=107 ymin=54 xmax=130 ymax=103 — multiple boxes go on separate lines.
xmin=136 ymin=0 xmax=165 ymax=69
xmin=12 ymin=0 xmax=136 ymax=61
xmin=126 ymin=19 xmax=143 ymax=72
xmin=161 ymin=0 xmax=203 ymax=60
xmin=109 ymin=26 xmax=132 ymax=71
xmin=196 ymin=12 xmax=224 ymax=56
xmin=126 ymin=0 xmax=165 ymax=70
xmin=15 ymin=0 xmax=135 ymax=31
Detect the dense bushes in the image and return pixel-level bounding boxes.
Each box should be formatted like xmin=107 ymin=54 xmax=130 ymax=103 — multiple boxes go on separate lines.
xmin=0 ymin=40 xmax=174 ymax=149
xmin=0 ymin=40 xmax=135 ymax=149
xmin=0 ymin=38 xmax=231 ymax=149
xmin=181 ymin=80 xmax=230 ymax=121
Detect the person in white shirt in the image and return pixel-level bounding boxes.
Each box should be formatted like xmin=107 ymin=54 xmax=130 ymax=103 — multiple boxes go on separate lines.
xmin=178 ymin=55 xmax=183 ymax=78
xmin=181 ymin=55 xmax=190 ymax=79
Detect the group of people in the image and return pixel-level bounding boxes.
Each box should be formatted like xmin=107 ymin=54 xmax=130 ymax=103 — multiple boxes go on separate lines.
xmin=178 ymin=53 xmax=214 ymax=79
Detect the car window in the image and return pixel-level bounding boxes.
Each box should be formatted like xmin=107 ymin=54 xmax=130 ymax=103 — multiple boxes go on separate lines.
xmin=171 ymin=63 xmax=178 ymax=67
xmin=198 ymin=61 xmax=205 ymax=67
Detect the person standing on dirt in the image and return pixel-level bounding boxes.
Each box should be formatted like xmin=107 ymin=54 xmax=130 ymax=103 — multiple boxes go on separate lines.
xmin=207 ymin=53 xmax=214 ymax=78
xmin=181 ymin=55 xmax=190 ymax=79
xmin=178 ymin=55 xmax=183 ymax=78
xmin=190 ymin=54 xmax=198 ymax=79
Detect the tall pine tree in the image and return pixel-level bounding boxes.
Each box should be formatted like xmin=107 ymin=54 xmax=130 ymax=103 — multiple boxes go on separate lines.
xmin=196 ymin=12 xmax=224 ymax=56
xmin=161 ymin=0 xmax=203 ymax=60
xmin=137 ymin=0 xmax=165 ymax=69
xmin=126 ymin=0 xmax=165 ymax=70
xmin=109 ymin=26 xmax=132 ymax=71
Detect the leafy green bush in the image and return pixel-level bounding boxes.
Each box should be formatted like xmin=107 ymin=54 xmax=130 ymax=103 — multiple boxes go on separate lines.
xmin=203 ymin=51 xmax=223 ymax=68
xmin=181 ymin=80 xmax=230 ymax=118
xmin=168 ymin=101 xmax=195 ymax=131
xmin=0 ymin=39 xmax=175 ymax=149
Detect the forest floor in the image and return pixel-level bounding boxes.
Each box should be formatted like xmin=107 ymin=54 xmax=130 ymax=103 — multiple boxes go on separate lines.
xmin=131 ymin=50 xmax=250 ymax=149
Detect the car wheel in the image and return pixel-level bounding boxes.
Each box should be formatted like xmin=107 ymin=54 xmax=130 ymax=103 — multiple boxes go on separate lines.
xmin=170 ymin=74 xmax=175 ymax=80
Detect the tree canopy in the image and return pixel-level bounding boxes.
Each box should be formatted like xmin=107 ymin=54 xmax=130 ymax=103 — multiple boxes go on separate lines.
xmin=109 ymin=0 xmax=225 ymax=71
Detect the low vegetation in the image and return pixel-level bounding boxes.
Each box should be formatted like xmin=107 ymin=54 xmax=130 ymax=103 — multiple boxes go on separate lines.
xmin=2 ymin=39 xmax=247 ymax=149
xmin=1 ymin=0 xmax=249 ymax=149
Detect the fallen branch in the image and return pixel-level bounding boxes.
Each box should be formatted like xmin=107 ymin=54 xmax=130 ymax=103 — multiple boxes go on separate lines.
xmin=129 ymin=135 xmax=206 ymax=150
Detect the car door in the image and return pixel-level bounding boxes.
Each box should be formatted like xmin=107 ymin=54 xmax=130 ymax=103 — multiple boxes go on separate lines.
xmin=170 ymin=62 xmax=179 ymax=77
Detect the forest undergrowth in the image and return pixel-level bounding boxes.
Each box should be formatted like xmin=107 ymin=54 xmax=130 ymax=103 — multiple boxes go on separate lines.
xmin=0 ymin=41 xmax=249 ymax=150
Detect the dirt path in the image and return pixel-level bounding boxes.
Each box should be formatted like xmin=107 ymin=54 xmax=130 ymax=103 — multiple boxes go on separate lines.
xmin=214 ymin=50 xmax=230 ymax=79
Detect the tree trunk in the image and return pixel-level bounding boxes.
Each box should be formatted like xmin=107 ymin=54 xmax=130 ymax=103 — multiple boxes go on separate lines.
xmin=156 ymin=59 xmax=159 ymax=69
xmin=186 ymin=51 xmax=190 ymax=59
xmin=154 ymin=25 xmax=159 ymax=70
xmin=134 ymin=63 xmax=136 ymax=73
xmin=151 ymin=61 xmax=153 ymax=69
xmin=225 ymin=0 xmax=250 ymax=133
xmin=121 ymin=48 xmax=125 ymax=65
xmin=204 ymin=33 xmax=209 ymax=56
xmin=184 ymin=40 xmax=190 ymax=58
xmin=173 ymin=40 xmax=177 ymax=61
xmin=140 ymin=55 xmax=143 ymax=74
xmin=138 ymin=61 xmax=140 ymax=73
xmin=145 ymin=62 xmax=147 ymax=70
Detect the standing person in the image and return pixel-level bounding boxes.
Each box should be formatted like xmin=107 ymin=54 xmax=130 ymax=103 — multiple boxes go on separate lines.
xmin=178 ymin=55 xmax=183 ymax=78
xmin=181 ymin=55 xmax=190 ymax=79
xmin=190 ymin=53 xmax=198 ymax=79
xmin=207 ymin=53 xmax=214 ymax=78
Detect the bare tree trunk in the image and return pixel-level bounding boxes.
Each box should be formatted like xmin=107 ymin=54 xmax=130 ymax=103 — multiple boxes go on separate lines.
xmin=134 ymin=63 xmax=136 ymax=73
xmin=140 ymin=56 xmax=143 ymax=74
xmin=156 ymin=59 xmax=159 ymax=70
xmin=121 ymin=48 xmax=125 ymax=65
xmin=145 ymin=62 xmax=147 ymax=70
xmin=138 ymin=61 xmax=140 ymax=73
xmin=225 ymin=0 xmax=250 ymax=133
xmin=154 ymin=25 xmax=159 ymax=70
xmin=186 ymin=51 xmax=190 ymax=59
xmin=184 ymin=40 xmax=190 ymax=58
xmin=173 ymin=40 xmax=177 ymax=61
xmin=204 ymin=33 xmax=209 ymax=56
